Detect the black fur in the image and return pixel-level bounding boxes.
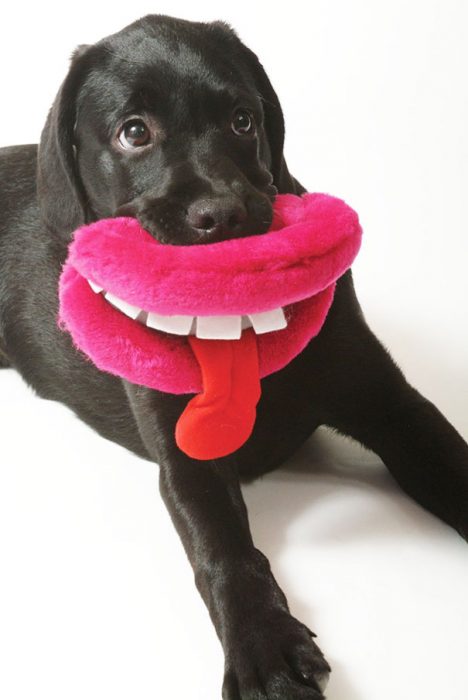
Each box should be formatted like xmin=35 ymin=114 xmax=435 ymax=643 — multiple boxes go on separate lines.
xmin=0 ymin=15 xmax=467 ymax=699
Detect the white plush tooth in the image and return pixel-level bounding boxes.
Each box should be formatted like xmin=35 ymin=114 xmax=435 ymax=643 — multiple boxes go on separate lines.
xmin=104 ymin=292 xmax=141 ymax=320
xmin=146 ymin=312 xmax=194 ymax=335
xmin=88 ymin=279 xmax=104 ymax=294
xmin=196 ymin=315 xmax=242 ymax=340
xmin=248 ymin=307 xmax=287 ymax=334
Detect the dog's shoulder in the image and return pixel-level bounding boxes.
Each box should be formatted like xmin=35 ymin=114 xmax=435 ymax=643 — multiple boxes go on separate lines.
xmin=0 ymin=143 xmax=39 ymax=226
xmin=0 ymin=143 xmax=37 ymax=182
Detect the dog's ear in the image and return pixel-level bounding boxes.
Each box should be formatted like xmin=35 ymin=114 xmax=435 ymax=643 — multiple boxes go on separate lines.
xmin=37 ymin=45 xmax=95 ymax=238
xmin=236 ymin=43 xmax=305 ymax=195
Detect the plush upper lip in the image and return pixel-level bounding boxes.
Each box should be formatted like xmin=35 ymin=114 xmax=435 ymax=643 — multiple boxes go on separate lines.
xmin=69 ymin=198 xmax=362 ymax=317
xmin=87 ymin=279 xmax=288 ymax=339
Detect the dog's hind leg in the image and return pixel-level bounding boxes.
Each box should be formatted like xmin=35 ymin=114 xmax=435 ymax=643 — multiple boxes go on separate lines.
xmin=0 ymin=342 xmax=10 ymax=368
xmin=0 ymin=335 xmax=11 ymax=369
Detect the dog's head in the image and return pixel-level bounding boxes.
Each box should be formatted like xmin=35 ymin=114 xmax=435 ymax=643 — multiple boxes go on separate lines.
xmin=37 ymin=15 xmax=302 ymax=244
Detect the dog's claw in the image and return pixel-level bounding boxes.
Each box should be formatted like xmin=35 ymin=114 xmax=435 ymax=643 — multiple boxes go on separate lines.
xmin=316 ymin=671 xmax=330 ymax=693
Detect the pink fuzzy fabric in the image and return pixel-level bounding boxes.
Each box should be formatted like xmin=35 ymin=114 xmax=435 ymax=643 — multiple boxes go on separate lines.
xmin=58 ymin=193 xmax=362 ymax=394
xmin=67 ymin=193 xmax=361 ymax=315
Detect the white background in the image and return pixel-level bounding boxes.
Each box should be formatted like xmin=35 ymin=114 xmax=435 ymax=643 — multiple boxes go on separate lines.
xmin=0 ymin=1 xmax=467 ymax=699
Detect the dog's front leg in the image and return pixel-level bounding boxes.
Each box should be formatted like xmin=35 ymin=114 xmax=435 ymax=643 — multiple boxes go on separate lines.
xmin=313 ymin=274 xmax=468 ymax=540
xmin=124 ymin=383 xmax=330 ymax=700
xmin=330 ymin=377 xmax=468 ymax=540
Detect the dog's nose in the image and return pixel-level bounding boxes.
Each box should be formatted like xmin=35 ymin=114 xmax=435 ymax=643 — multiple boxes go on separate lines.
xmin=186 ymin=196 xmax=248 ymax=240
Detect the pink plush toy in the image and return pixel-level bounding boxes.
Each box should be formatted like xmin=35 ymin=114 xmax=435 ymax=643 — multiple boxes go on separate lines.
xmin=59 ymin=193 xmax=362 ymax=460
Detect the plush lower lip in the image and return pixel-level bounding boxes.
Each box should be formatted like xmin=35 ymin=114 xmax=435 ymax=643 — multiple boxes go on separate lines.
xmin=58 ymin=266 xmax=336 ymax=395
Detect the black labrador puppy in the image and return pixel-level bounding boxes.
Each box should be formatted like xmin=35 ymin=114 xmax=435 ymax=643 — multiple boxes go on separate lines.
xmin=0 ymin=14 xmax=467 ymax=700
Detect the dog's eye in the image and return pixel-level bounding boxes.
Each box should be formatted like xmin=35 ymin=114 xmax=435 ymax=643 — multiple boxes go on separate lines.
xmin=231 ymin=109 xmax=254 ymax=136
xmin=118 ymin=119 xmax=151 ymax=149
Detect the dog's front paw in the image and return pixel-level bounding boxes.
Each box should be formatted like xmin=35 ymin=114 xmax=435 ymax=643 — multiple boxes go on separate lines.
xmin=222 ymin=609 xmax=330 ymax=699
xmin=457 ymin=516 xmax=468 ymax=542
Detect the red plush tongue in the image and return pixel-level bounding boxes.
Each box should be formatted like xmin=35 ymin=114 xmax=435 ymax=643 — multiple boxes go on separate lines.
xmin=175 ymin=330 xmax=261 ymax=460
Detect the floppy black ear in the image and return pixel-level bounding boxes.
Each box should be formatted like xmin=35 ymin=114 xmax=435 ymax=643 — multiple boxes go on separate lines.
xmin=238 ymin=44 xmax=306 ymax=195
xmin=37 ymin=46 xmax=95 ymax=238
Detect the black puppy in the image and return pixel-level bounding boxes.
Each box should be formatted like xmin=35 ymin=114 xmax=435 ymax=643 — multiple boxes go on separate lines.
xmin=0 ymin=15 xmax=467 ymax=700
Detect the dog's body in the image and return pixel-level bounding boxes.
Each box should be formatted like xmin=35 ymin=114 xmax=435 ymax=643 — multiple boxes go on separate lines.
xmin=1 ymin=16 xmax=467 ymax=699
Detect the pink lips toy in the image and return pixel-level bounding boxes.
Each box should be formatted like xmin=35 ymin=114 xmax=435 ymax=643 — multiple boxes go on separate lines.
xmin=58 ymin=193 xmax=362 ymax=459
